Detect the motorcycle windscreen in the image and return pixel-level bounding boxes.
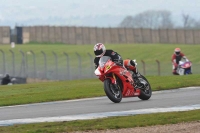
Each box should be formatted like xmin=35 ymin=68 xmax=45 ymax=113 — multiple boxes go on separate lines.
xmin=99 ymin=56 xmax=111 ymax=68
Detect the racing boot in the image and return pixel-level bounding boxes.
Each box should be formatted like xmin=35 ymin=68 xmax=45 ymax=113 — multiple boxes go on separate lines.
xmin=124 ymin=59 xmax=142 ymax=87
xmin=132 ymin=67 xmax=143 ymax=88
xmin=172 ymin=69 xmax=179 ymax=75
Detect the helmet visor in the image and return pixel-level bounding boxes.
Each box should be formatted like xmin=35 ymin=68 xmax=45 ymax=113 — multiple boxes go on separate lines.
xmin=94 ymin=49 xmax=104 ymax=57
xmin=175 ymin=51 xmax=180 ymax=55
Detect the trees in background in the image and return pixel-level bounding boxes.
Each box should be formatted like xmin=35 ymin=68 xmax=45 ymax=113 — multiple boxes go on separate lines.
xmin=182 ymin=13 xmax=200 ymax=29
xmin=119 ymin=10 xmax=200 ymax=29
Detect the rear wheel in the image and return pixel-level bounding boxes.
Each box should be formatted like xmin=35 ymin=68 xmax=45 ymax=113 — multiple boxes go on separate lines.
xmin=137 ymin=75 xmax=152 ymax=100
xmin=104 ymin=78 xmax=122 ymax=103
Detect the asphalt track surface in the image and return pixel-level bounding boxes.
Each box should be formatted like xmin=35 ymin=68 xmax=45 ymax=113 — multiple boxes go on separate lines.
xmin=0 ymin=87 xmax=199 ymax=125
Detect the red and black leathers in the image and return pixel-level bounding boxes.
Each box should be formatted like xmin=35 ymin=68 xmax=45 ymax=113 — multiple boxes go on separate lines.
xmin=171 ymin=52 xmax=186 ymax=75
xmin=94 ymin=50 xmax=123 ymax=69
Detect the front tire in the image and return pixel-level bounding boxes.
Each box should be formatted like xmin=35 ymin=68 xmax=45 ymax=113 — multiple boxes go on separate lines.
xmin=184 ymin=68 xmax=192 ymax=75
xmin=104 ymin=78 xmax=122 ymax=103
xmin=138 ymin=75 xmax=152 ymax=100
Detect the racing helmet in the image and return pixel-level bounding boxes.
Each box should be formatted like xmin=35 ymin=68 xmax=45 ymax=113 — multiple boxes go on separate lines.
xmin=174 ymin=48 xmax=181 ymax=56
xmin=94 ymin=43 xmax=106 ymax=57
xmin=4 ymin=73 xmax=10 ymax=78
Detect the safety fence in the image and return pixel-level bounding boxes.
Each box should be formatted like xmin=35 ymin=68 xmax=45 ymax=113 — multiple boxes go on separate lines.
xmin=0 ymin=50 xmax=199 ymax=83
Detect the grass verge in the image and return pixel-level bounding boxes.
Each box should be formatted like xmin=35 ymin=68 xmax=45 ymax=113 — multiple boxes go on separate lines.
xmin=0 ymin=109 xmax=199 ymax=133
xmin=0 ymin=74 xmax=200 ymax=106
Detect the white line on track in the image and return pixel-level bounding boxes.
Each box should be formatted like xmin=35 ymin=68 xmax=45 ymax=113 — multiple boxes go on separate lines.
xmin=0 ymin=104 xmax=200 ymax=126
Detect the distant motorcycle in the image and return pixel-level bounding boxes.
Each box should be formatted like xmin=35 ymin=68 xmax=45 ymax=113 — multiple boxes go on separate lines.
xmin=94 ymin=56 xmax=152 ymax=103
xmin=176 ymin=58 xmax=192 ymax=75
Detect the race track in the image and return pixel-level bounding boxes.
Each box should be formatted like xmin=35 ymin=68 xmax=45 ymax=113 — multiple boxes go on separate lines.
xmin=0 ymin=87 xmax=200 ymax=126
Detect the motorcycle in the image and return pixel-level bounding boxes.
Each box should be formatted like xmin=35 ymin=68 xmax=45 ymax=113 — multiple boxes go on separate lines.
xmin=94 ymin=56 xmax=152 ymax=103
xmin=176 ymin=58 xmax=192 ymax=75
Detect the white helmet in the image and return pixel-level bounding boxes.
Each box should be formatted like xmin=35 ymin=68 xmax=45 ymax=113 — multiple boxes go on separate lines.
xmin=93 ymin=43 xmax=106 ymax=57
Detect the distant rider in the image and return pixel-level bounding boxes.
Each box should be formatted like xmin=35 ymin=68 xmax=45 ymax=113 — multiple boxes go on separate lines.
xmin=93 ymin=43 xmax=141 ymax=84
xmin=1 ymin=74 xmax=11 ymax=85
xmin=171 ymin=48 xmax=189 ymax=75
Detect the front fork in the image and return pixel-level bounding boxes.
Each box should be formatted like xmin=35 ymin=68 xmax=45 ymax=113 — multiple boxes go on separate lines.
xmin=109 ymin=73 xmax=120 ymax=91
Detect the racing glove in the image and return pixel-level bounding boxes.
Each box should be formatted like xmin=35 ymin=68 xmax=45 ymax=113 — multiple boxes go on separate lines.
xmin=174 ymin=63 xmax=178 ymax=69
xmin=114 ymin=59 xmax=123 ymax=66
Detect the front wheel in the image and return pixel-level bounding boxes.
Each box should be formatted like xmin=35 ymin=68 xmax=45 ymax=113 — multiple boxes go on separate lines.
xmin=184 ymin=68 xmax=192 ymax=75
xmin=104 ymin=78 xmax=122 ymax=103
xmin=137 ymin=75 xmax=152 ymax=100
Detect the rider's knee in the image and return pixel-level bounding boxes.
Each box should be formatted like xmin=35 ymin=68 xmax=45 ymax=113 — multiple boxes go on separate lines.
xmin=130 ymin=60 xmax=136 ymax=66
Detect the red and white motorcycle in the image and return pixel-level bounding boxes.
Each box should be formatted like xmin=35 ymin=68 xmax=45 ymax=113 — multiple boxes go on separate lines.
xmin=176 ymin=58 xmax=192 ymax=75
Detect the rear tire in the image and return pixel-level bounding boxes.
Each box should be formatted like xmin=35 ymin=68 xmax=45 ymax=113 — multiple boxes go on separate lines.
xmin=138 ymin=75 xmax=152 ymax=100
xmin=104 ymin=78 xmax=122 ymax=103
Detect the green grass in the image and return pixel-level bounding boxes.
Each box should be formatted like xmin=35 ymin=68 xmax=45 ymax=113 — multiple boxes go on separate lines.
xmin=0 ymin=74 xmax=200 ymax=106
xmin=0 ymin=43 xmax=199 ymax=77
xmin=0 ymin=109 xmax=199 ymax=133
xmin=1 ymin=43 xmax=200 ymax=64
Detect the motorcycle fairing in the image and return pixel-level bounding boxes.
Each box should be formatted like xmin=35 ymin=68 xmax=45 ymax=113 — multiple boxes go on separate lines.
xmin=177 ymin=60 xmax=192 ymax=75
xmin=95 ymin=56 xmax=140 ymax=97
xmin=180 ymin=61 xmax=192 ymax=69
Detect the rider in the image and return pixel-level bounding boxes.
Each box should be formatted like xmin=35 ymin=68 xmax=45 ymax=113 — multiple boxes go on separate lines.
xmin=1 ymin=74 xmax=11 ymax=85
xmin=93 ymin=43 xmax=141 ymax=84
xmin=171 ymin=48 xmax=189 ymax=75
